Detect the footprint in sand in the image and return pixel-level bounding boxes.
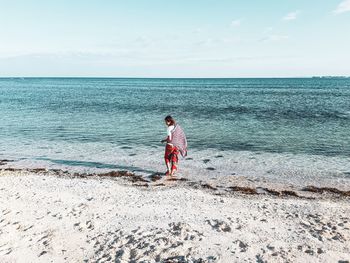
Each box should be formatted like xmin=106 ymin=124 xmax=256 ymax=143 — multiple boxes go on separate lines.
xmin=233 ymin=240 xmax=248 ymax=252
xmin=51 ymin=212 xmax=63 ymax=220
xmin=73 ymin=222 xmax=83 ymax=232
xmin=23 ymin=225 xmax=34 ymax=232
xmin=2 ymin=209 xmax=11 ymax=216
xmin=38 ymin=250 xmax=48 ymax=257
xmin=35 ymin=230 xmax=54 ymax=256
xmin=0 ymin=247 xmax=12 ymax=256
xmin=67 ymin=204 xmax=87 ymax=217
xmin=90 ymin=223 xmax=205 ymax=262
xmin=206 ymin=219 xmax=232 ymax=232
xmin=86 ymin=220 xmax=94 ymax=231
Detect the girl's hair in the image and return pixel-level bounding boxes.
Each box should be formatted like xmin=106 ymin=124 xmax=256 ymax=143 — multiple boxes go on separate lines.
xmin=164 ymin=115 xmax=175 ymax=126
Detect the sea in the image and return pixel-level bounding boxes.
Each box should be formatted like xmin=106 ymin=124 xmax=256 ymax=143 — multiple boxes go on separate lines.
xmin=1 ymin=78 xmax=350 ymax=186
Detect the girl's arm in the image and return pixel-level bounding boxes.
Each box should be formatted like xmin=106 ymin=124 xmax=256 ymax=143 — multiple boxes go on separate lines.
xmin=161 ymin=125 xmax=173 ymax=143
xmin=161 ymin=135 xmax=171 ymax=143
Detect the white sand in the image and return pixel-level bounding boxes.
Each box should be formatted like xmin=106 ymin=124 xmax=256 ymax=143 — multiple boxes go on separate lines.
xmin=0 ymin=171 xmax=349 ymax=263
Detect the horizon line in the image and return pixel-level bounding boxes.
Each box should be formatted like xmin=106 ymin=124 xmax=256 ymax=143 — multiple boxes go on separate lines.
xmin=1 ymin=76 xmax=350 ymax=79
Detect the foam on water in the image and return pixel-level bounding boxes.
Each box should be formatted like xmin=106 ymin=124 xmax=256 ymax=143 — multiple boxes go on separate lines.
xmin=2 ymin=139 xmax=350 ymax=188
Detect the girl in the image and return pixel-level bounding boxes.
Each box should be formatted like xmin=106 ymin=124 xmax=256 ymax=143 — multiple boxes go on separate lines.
xmin=161 ymin=115 xmax=187 ymax=176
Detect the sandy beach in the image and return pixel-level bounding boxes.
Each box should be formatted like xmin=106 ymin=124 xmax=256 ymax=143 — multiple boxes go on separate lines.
xmin=2 ymin=0 xmax=350 ymax=261
xmin=0 ymin=168 xmax=349 ymax=263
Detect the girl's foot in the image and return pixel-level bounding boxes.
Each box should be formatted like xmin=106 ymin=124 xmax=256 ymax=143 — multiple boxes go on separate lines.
xmin=170 ymin=169 xmax=177 ymax=176
xmin=165 ymin=170 xmax=171 ymax=176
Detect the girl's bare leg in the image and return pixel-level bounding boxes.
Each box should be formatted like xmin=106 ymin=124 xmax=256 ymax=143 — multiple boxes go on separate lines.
xmin=166 ymin=162 xmax=171 ymax=175
xmin=170 ymin=162 xmax=177 ymax=176
xmin=164 ymin=158 xmax=171 ymax=175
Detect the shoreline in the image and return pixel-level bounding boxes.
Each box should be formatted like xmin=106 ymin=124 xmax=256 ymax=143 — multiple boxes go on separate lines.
xmin=2 ymin=143 xmax=350 ymax=192
xmin=0 ymin=169 xmax=349 ymax=262
xmin=1 ymin=158 xmax=350 ymax=200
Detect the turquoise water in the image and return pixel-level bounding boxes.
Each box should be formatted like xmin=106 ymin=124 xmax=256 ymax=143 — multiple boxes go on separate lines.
xmin=1 ymin=78 xmax=350 ymax=184
xmin=1 ymin=78 xmax=349 ymax=155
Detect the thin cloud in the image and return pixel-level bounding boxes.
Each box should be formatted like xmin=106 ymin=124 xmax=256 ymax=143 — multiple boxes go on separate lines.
xmin=334 ymin=0 xmax=350 ymax=14
xmin=260 ymin=35 xmax=289 ymax=42
xmin=263 ymin=27 xmax=273 ymax=33
xmin=283 ymin=11 xmax=300 ymax=21
xmin=192 ymin=28 xmax=203 ymax=34
xmin=230 ymin=19 xmax=241 ymax=27
xmin=142 ymin=55 xmax=298 ymax=65
xmin=0 ymin=50 xmax=134 ymax=61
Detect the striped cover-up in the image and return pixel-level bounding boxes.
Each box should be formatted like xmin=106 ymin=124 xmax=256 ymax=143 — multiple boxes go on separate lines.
xmin=169 ymin=124 xmax=187 ymax=157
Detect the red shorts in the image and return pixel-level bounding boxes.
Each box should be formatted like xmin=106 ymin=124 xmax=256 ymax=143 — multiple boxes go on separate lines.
xmin=164 ymin=144 xmax=179 ymax=170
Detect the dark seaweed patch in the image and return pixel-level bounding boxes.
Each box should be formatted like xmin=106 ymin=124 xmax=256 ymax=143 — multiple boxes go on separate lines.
xmin=201 ymin=183 xmax=217 ymax=191
xmin=166 ymin=177 xmax=188 ymax=182
xmin=0 ymin=159 xmax=13 ymax=166
xmin=302 ymin=186 xmax=350 ymax=197
xmin=3 ymin=168 xmax=22 ymax=172
xmin=149 ymin=173 xmax=163 ymax=182
xmin=228 ymin=186 xmax=258 ymax=195
xmin=29 ymin=168 xmax=47 ymax=173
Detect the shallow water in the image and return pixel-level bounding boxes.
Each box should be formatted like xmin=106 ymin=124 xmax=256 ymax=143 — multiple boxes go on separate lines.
xmin=1 ymin=78 xmax=350 ymax=185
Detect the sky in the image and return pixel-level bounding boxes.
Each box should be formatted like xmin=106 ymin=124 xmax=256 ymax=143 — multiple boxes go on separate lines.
xmin=0 ymin=0 xmax=349 ymax=77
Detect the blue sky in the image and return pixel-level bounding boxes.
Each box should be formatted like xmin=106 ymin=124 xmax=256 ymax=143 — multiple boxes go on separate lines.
xmin=0 ymin=0 xmax=349 ymax=77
